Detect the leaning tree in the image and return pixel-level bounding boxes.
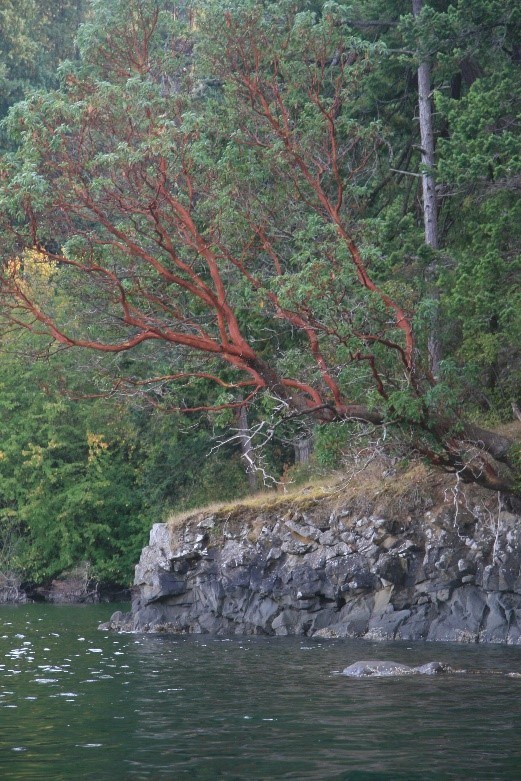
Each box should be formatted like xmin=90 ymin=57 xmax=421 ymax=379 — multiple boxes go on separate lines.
xmin=0 ymin=0 xmax=518 ymax=496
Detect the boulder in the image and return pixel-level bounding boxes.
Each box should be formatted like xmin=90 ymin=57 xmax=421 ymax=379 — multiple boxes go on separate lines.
xmin=342 ymin=660 xmax=453 ymax=677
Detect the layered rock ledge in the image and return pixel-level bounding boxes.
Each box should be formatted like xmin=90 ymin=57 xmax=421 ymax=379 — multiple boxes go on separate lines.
xmin=106 ymin=464 xmax=521 ymax=643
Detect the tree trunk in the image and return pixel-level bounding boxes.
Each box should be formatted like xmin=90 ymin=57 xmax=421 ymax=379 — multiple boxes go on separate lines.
xmin=412 ymin=0 xmax=441 ymax=377
xmin=294 ymin=437 xmax=313 ymax=465
xmin=237 ymin=405 xmax=258 ymax=492
xmin=413 ymin=0 xmax=438 ymax=250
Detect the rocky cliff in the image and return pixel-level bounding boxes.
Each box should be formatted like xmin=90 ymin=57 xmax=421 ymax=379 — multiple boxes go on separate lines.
xmin=105 ymin=463 xmax=521 ymax=643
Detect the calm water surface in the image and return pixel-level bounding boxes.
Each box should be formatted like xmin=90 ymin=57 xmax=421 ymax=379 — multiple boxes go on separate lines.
xmin=1 ymin=604 xmax=520 ymax=780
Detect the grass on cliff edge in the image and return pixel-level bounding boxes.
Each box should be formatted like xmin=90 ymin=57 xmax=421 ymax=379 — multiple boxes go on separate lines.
xmin=165 ymin=458 xmax=445 ymax=531
xmin=165 ymin=420 xmax=521 ymax=531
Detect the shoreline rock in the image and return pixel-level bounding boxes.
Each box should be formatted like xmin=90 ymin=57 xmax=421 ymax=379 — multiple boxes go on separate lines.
xmin=1 ymin=562 xmax=130 ymax=605
xmin=103 ymin=465 xmax=521 ymax=644
xmin=0 ymin=571 xmax=29 ymax=604
xmin=341 ymin=660 xmax=455 ymax=677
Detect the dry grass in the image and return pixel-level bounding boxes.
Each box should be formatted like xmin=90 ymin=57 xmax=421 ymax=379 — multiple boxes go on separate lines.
xmin=493 ymin=420 xmax=521 ymax=439
xmin=166 ymin=472 xmax=347 ymax=530
xmin=165 ymin=458 xmax=440 ymax=533
xmin=164 ymin=421 xmax=521 ymax=534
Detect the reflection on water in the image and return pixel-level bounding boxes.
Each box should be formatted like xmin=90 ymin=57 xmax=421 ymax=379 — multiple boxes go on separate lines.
xmin=0 ymin=605 xmax=520 ymax=780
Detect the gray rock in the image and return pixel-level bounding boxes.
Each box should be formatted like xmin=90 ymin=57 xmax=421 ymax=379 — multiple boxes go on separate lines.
xmin=396 ymin=604 xmax=435 ymax=641
xmin=272 ymin=609 xmax=300 ymax=636
xmin=427 ymin=586 xmax=488 ymax=643
xmin=342 ymin=660 xmax=415 ymax=677
xmin=374 ymin=552 xmax=407 ymax=586
xmin=283 ymin=519 xmax=320 ymax=541
xmin=104 ymin=477 xmax=521 ymax=645
xmin=342 ymin=660 xmax=453 ymax=677
xmin=415 ymin=661 xmax=454 ymax=674
xmin=281 ymin=539 xmax=315 ymax=555
xmin=365 ymin=609 xmax=412 ymax=641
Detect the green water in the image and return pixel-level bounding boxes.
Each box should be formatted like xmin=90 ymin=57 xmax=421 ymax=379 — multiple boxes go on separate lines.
xmin=1 ymin=605 xmax=521 ymax=780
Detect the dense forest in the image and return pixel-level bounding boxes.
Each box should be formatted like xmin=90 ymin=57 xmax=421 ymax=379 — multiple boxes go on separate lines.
xmin=0 ymin=0 xmax=519 ymax=589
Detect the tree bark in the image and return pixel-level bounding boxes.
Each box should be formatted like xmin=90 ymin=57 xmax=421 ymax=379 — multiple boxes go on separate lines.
xmin=412 ymin=0 xmax=438 ymax=250
xmin=294 ymin=437 xmax=313 ymax=465
xmin=237 ymin=404 xmax=258 ymax=492
xmin=412 ymin=0 xmax=441 ymax=377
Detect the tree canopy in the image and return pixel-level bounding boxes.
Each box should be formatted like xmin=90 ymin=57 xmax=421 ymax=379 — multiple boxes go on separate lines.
xmin=0 ymin=0 xmax=519 ymax=499
xmin=0 ymin=0 xmax=519 ymax=591
xmin=0 ymin=0 xmax=87 ymax=123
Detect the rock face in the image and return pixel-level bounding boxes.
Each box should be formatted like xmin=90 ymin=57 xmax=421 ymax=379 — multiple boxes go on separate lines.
xmin=110 ymin=465 xmax=521 ymax=643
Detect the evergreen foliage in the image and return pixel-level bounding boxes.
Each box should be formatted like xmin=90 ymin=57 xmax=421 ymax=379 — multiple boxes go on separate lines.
xmin=0 ymin=0 xmax=87 ymax=122
xmin=0 ymin=0 xmax=518 ymax=587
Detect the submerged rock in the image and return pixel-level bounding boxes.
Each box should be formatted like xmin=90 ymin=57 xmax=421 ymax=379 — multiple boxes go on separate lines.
xmin=341 ymin=660 xmax=453 ymax=677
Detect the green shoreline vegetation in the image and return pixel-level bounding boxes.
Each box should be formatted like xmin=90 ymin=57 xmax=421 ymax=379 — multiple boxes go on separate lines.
xmin=0 ymin=0 xmax=519 ymax=593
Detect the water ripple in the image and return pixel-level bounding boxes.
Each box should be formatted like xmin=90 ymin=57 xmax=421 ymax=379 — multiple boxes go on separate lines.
xmin=0 ymin=605 xmax=520 ymax=780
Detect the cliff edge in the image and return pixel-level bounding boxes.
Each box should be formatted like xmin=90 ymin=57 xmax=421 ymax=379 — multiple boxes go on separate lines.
xmin=105 ymin=461 xmax=521 ymax=643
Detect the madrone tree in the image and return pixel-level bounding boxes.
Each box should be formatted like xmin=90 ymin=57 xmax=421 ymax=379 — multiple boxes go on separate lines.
xmin=0 ymin=0 xmax=519 ymax=497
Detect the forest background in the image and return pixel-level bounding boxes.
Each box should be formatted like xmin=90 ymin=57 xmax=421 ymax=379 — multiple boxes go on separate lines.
xmin=0 ymin=0 xmax=519 ymax=590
